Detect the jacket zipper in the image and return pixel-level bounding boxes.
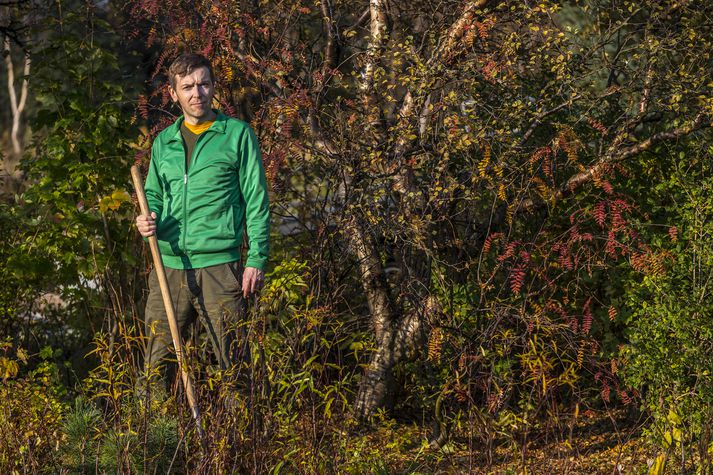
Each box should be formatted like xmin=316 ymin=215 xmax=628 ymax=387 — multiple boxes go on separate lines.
xmin=182 ymin=166 xmax=188 ymax=254
xmin=181 ymin=130 xmax=211 ymax=255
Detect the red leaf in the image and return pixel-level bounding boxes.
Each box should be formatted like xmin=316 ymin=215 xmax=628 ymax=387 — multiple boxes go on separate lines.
xmin=668 ymin=226 xmax=678 ymax=242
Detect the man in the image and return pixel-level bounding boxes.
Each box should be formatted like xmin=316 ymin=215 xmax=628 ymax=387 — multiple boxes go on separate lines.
xmin=136 ymin=53 xmax=270 ymax=387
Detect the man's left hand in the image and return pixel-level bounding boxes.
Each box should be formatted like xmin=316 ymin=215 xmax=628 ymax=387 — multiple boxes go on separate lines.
xmin=242 ymin=266 xmax=265 ymax=298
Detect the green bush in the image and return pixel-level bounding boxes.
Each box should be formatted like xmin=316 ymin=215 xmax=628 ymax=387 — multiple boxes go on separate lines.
xmin=621 ymin=147 xmax=713 ymax=470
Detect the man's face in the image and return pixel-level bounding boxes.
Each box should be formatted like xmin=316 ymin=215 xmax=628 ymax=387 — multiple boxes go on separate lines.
xmin=169 ymin=66 xmax=215 ymax=124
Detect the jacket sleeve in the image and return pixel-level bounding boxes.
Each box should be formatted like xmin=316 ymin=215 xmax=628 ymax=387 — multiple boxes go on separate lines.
xmin=238 ymin=126 xmax=270 ymax=270
xmin=144 ymin=139 xmax=164 ymax=226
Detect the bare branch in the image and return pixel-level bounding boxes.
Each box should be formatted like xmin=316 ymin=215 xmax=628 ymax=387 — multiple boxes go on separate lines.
xmin=391 ymin=1 xmax=491 ymax=195
xmin=344 ymin=7 xmax=370 ymax=34
xmin=361 ymin=0 xmax=388 ymax=93
xmin=517 ymin=95 xmax=583 ymax=147
xmin=4 ymin=37 xmax=18 ymax=116
xmin=639 ymin=65 xmax=654 ymax=114
xmin=613 ymin=114 xmax=708 ymax=162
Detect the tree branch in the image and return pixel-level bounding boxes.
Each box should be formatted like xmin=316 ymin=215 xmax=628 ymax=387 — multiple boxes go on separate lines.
xmin=319 ymin=0 xmax=339 ymax=74
xmin=361 ymin=0 xmax=388 ymax=96
xmin=4 ymin=35 xmax=29 ymax=156
xmin=517 ymin=94 xmax=583 ymax=147
xmin=391 ymin=1 xmax=490 ymax=194
xmin=521 ymin=113 xmax=710 ymax=211
xmin=429 ymin=0 xmax=489 ymax=66
xmin=398 ymin=0 xmax=491 ymax=114
xmin=344 ymin=8 xmax=370 ymax=35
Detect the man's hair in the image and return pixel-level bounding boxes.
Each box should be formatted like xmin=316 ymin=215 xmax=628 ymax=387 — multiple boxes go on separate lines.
xmin=167 ymin=53 xmax=215 ymax=89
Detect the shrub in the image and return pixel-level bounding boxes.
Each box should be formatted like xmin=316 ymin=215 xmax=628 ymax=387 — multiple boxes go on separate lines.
xmin=0 ymin=344 xmax=67 ymax=473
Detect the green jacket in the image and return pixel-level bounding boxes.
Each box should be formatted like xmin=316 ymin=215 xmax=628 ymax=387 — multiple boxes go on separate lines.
xmin=145 ymin=112 xmax=270 ymax=270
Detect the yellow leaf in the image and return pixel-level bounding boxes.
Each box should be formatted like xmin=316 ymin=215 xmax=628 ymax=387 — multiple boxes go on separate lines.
xmin=111 ymin=190 xmax=131 ymax=203
xmin=0 ymin=357 xmax=19 ymax=380
xmin=667 ymin=409 xmax=681 ymax=426
xmin=498 ymin=184 xmax=506 ymax=201
xmin=98 ymin=196 xmax=112 ymax=213
xmin=648 ymin=453 xmax=666 ymax=475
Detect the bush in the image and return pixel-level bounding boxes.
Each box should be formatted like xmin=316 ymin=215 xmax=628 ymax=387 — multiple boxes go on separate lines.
xmin=0 ymin=344 xmax=67 ymax=473
xmin=621 ymin=148 xmax=713 ymax=470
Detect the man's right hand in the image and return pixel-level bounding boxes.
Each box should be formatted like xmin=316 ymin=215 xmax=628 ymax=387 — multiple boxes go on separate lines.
xmin=136 ymin=211 xmax=157 ymax=237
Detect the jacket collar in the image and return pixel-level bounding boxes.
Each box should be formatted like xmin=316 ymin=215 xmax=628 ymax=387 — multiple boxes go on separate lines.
xmin=166 ymin=110 xmax=228 ymax=142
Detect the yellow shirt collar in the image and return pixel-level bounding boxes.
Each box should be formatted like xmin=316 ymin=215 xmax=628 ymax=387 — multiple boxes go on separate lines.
xmin=184 ymin=120 xmax=214 ymax=135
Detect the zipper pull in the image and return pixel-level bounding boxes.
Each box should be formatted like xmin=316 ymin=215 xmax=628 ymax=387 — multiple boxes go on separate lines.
xmin=184 ymin=173 xmax=187 ymax=184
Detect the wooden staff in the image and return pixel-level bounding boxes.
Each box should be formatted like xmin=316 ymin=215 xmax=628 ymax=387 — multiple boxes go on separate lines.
xmin=131 ymin=165 xmax=205 ymax=443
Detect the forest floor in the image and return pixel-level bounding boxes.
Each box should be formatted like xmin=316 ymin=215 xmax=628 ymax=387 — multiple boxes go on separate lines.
xmin=352 ymin=407 xmax=655 ymax=474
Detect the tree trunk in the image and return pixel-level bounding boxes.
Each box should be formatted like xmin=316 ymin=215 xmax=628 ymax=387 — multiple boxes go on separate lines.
xmin=345 ymin=216 xmax=395 ymax=341
xmin=354 ymin=310 xmax=428 ymax=418
xmin=347 ymin=211 xmax=436 ymax=418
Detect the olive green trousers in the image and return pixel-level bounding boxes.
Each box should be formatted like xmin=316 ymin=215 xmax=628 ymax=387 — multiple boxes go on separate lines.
xmin=143 ymin=260 xmax=246 ymax=387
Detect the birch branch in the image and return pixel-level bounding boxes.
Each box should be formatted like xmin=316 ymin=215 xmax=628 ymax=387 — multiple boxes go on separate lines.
xmin=361 ymin=0 xmax=389 ymax=96
xmin=4 ymin=36 xmax=30 ymax=156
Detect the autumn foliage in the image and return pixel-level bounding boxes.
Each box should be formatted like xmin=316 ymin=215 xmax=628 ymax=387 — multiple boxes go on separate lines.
xmin=0 ymin=0 xmax=712 ymax=472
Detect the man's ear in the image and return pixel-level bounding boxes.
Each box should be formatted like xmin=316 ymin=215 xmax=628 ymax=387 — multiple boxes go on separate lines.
xmin=168 ymin=86 xmax=178 ymax=102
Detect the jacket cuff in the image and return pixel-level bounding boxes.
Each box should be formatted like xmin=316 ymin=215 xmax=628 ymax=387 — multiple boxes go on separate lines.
xmin=244 ymin=257 xmax=266 ymax=271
